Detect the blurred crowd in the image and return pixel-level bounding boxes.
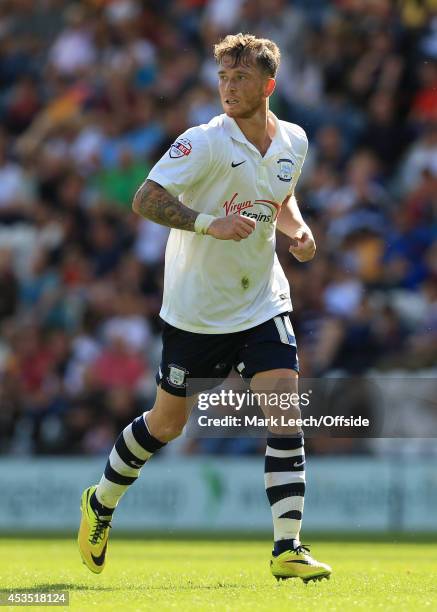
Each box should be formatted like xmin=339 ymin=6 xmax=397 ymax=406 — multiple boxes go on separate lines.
xmin=0 ymin=0 xmax=436 ymax=456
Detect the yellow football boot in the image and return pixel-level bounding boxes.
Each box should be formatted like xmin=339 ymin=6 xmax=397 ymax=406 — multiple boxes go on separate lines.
xmin=270 ymin=544 xmax=332 ymax=584
xmin=78 ymin=485 xmax=112 ymax=574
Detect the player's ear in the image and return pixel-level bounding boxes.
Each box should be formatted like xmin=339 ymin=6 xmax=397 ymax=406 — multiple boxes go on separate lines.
xmin=265 ymin=78 xmax=276 ymax=98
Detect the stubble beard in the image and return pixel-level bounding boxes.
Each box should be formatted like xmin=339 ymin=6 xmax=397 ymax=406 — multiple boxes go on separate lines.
xmin=223 ymin=93 xmax=266 ymax=119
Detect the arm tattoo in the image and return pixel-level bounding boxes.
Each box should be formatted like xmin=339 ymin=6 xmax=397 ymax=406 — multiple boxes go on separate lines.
xmin=132 ymin=179 xmax=198 ymax=231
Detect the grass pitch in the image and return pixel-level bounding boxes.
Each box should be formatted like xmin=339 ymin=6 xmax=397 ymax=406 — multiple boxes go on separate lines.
xmin=1 ymin=538 xmax=436 ymax=611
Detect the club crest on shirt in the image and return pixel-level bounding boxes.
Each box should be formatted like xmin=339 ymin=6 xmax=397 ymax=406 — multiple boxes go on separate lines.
xmin=167 ymin=364 xmax=189 ymax=387
xmin=169 ymin=138 xmax=192 ymax=158
xmin=276 ymin=158 xmax=294 ymax=182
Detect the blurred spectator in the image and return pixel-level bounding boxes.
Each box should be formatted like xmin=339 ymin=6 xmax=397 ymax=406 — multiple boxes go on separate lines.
xmin=48 ymin=4 xmax=96 ymax=76
xmin=0 ymin=132 xmax=33 ymax=222
xmin=91 ymin=147 xmax=149 ymax=209
xmin=399 ymin=123 xmax=437 ymax=194
xmin=90 ymin=335 xmax=147 ymax=390
xmin=0 ymin=249 xmax=18 ymax=321
xmin=359 ymin=92 xmax=412 ymax=173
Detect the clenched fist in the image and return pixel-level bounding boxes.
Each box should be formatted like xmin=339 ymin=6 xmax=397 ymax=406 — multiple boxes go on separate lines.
xmin=289 ymin=227 xmax=316 ymax=262
xmin=207 ymin=215 xmax=256 ymax=241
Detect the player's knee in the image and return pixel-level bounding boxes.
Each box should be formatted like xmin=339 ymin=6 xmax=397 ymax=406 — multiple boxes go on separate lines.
xmin=146 ymin=408 xmax=188 ymax=442
xmin=253 ymin=367 xmax=298 ymax=381
xmin=154 ymin=421 xmax=185 ymax=442
xmin=252 ymin=368 xmax=299 ymax=395
xmin=252 ymin=368 xmax=301 ymax=433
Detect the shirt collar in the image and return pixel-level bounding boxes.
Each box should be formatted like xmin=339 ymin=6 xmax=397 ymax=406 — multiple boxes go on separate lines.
xmin=223 ymin=112 xmax=290 ymax=158
xmin=223 ymin=113 xmax=251 ymax=146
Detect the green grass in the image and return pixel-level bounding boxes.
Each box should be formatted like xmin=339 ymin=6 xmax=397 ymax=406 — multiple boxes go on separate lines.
xmin=1 ymin=539 xmax=437 ymax=611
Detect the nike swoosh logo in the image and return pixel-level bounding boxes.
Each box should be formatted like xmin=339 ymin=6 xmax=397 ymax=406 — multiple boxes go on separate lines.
xmin=231 ymin=161 xmax=246 ymax=168
xmin=292 ymin=460 xmax=305 ymax=468
xmin=285 ymin=559 xmax=311 ymax=565
xmin=91 ymin=543 xmax=107 ymax=566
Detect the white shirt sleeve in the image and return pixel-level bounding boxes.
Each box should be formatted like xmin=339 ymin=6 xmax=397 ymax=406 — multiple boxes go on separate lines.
xmin=147 ymin=126 xmax=211 ymax=197
xmin=287 ymin=125 xmax=309 ymax=197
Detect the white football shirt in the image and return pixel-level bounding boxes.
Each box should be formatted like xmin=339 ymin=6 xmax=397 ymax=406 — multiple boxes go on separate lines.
xmin=147 ymin=112 xmax=308 ymax=334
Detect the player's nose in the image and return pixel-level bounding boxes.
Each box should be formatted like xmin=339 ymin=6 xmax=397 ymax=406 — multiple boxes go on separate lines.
xmin=225 ymin=79 xmax=237 ymax=93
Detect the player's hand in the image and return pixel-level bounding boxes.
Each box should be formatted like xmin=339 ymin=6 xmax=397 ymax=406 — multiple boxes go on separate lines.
xmin=289 ymin=227 xmax=316 ymax=262
xmin=207 ymin=215 xmax=256 ymax=241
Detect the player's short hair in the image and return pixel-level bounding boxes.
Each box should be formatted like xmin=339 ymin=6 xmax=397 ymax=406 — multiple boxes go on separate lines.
xmin=214 ymin=33 xmax=280 ymax=78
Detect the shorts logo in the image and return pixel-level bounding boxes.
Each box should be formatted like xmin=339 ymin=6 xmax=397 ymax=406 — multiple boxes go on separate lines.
xmin=277 ymin=158 xmax=294 ymax=182
xmin=168 ymin=364 xmax=188 ymax=388
xmin=169 ymin=138 xmax=192 ymax=158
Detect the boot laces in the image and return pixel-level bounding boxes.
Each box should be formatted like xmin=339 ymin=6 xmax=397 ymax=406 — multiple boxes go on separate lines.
xmin=90 ymin=518 xmax=111 ymax=545
xmin=293 ymin=544 xmax=311 ymax=555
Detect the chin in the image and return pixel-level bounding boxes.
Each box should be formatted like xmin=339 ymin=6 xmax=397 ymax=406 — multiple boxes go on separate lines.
xmin=224 ymin=105 xmax=250 ymax=119
xmin=223 ymin=105 xmax=239 ymax=117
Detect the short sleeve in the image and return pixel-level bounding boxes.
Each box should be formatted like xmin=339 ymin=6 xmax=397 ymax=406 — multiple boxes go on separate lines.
xmin=287 ymin=125 xmax=308 ymax=196
xmin=147 ymin=126 xmax=211 ymax=197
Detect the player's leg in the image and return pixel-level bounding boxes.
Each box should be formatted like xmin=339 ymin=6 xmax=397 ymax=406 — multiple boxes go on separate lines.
xmin=93 ymin=387 xmax=196 ymax=515
xmin=238 ymin=313 xmax=331 ymax=582
xmin=78 ymin=387 xmax=196 ymax=574
xmin=78 ymin=321 xmax=232 ymax=573
xmin=251 ymin=368 xmax=305 ymax=550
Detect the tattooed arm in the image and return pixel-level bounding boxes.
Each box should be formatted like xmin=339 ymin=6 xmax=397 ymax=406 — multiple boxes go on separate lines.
xmin=132 ymin=179 xmax=198 ymax=231
xmin=132 ymin=179 xmax=256 ymax=241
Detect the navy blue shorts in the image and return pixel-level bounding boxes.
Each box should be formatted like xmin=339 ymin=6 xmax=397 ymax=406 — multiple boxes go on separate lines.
xmin=156 ymin=313 xmax=299 ymax=397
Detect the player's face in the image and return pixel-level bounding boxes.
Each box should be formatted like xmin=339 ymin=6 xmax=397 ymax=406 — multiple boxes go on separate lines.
xmin=218 ymin=55 xmax=274 ymax=119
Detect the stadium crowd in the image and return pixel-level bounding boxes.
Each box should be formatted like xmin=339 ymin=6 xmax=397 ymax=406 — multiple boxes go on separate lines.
xmin=0 ymin=0 xmax=436 ymax=456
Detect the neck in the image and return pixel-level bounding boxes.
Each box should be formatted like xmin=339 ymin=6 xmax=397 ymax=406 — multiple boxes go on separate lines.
xmin=234 ymin=102 xmax=275 ymax=156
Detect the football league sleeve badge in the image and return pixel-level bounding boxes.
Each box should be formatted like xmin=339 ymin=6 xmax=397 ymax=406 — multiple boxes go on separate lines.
xmin=169 ymin=138 xmax=192 ymax=159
